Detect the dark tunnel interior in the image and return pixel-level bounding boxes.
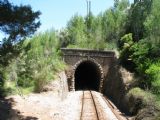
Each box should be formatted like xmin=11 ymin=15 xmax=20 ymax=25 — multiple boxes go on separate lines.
xmin=74 ymin=61 xmax=101 ymax=91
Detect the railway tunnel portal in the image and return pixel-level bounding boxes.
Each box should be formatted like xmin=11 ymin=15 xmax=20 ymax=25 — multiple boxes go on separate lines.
xmin=61 ymin=48 xmax=116 ymax=92
xmin=75 ymin=60 xmax=102 ymax=91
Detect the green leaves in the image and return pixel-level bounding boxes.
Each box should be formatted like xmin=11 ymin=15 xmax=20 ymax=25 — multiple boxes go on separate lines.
xmin=102 ymin=0 xmax=129 ymax=44
xmin=66 ymin=14 xmax=106 ymax=50
xmin=0 ymin=0 xmax=41 ymax=44
xmin=1 ymin=30 xmax=66 ymax=93
xmin=144 ymin=0 xmax=160 ymax=45
xmin=145 ymin=61 xmax=160 ymax=94
xmin=119 ymin=33 xmax=134 ymax=68
xmin=64 ymin=0 xmax=130 ymax=50
xmin=22 ymin=31 xmax=65 ymax=91
xmin=126 ymin=0 xmax=152 ymax=41
xmin=120 ymin=33 xmax=133 ymax=47
xmin=67 ymin=15 xmax=87 ymax=46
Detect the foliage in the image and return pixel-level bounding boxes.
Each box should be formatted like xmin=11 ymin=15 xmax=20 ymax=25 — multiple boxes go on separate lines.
xmin=119 ymin=33 xmax=135 ymax=70
xmin=146 ymin=61 xmax=160 ymax=94
xmin=127 ymin=87 xmax=159 ymax=117
xmin=0 ymin=0 xmax=41 ymax=90
xmin=102 ymin=0 xmax=129 ymax=43
xmin=128 ymin=87 xmax=156 ymax=107
xmin=60 ymin=0 xmax=129 ymax=50
xmin=126 ymin=0 xmax=152 ymax=41
xmin=0 ymin=0 xmax=41 ymax=44
xmin=144 ymin=0 xmax=160 ymax=60
xmin=132 ymin=42 xmax=153 ymax=74
xmin=144 ymin=0 xmax=160 ymax=44
xmin=67 ymin=14 xmax=87 ymax=47
xmin=33 ymin=65 xmax=53 ymax=92
xmin=3 ymin=81 xmax=17 ymax=96
xmin=118 ymin=0 xmax=160 ymax=94
xmin=61 ymin=14 xmax=106 ymax=50
xmin=119 ymin=33 xmax=133 ymax=55
xmin=21 ymin=30 xmax=65 ymax=92
xmin=119 ymin=35 xmax=157 ymax=88
xmin=0 ymin=43 xmax=20 ymax=66
xmin=2 ymin=30 xmax=65 ymax=94
xmin=58 ymin=29 xmax=70 ymax=48
xmin=0 ymin=65 xmax=4 ymax=96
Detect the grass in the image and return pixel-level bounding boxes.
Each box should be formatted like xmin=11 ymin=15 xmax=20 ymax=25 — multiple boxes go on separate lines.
xmin=155 ymin=94 xmax=160 ymax=108
xmin=128 ymin=87 xmax=160 ymax=115
xmin=128 ymin=87 xmax=156 ymax=106
xmin=4 ymin=81 xmax=34 ymax=96
xmin=127 ymin=87 xmax=160 ymax=119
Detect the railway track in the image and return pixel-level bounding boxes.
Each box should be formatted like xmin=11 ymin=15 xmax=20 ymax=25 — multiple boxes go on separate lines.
xmin=80 ymin=90 xmax=128 ymax=120
xmin=80 ymin=91 xmax=99 ymax=120
xmin=102 ymin=96 xmax=129 ymax=120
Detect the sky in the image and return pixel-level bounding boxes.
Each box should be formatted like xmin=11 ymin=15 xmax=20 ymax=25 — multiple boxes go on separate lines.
xmin=0 ymin=0 xmax=133 ymax=41
xmin=11 ymin=0 xmax=115 ymax=31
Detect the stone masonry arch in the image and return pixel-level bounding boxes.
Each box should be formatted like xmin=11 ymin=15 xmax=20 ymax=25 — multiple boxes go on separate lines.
xmin=61 ymin=48 xmax=116 ymax=93
xmin=73 ymin=58 xmax=104 ymax=92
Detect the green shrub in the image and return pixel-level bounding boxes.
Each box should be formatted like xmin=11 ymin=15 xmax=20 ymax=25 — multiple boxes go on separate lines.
xmin=130 ymin=40 xmax=152 ymax=73
xmin=34 ymin=66 xmax=53 ymax=92
xmin=127 ymin=87 xmax=156 ymax=114
xmin=17 ymin=77 xmax=34 ymax=88
xmin=146 ymin=61 xmax=160 ymax=94
xmin=3 ymin=81 xmax=17 ymax=96
xmin=21 ymin=30 xmax=65 ymax=92
xmin=119 ymin=33 xmax=133 ymax=58
xmin=128 ymin=87 xmax=156 ymax=105
xmin=1 ymin=30 xmax=66 ymax=95
xmin=128 ymin=88 xmax=160 ymax=120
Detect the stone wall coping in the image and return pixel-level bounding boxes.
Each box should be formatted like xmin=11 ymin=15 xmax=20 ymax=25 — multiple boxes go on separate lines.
xmin=61 ymin=48 xmax=115 ymax=54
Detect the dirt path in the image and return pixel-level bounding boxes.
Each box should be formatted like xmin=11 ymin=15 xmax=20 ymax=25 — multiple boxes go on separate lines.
xmin=0 ymin=91 xmax=82 ymax=120
xmin=0 ymin=91 xmax=130 ymax=120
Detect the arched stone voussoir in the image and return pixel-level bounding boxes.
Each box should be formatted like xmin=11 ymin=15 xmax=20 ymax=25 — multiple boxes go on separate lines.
xmin=72 ymin=58 xmax=104 ymax=92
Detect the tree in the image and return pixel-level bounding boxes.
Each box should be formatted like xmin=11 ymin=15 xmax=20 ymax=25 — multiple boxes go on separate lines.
xmin=126 ymin=0 xmax=152 ymax=41
xmin=0 ymin=0 xmax=41 ymax=44
xmin=144 ymin=0 xmax=160 ymax=45
xmin=67 ymin=14 xmax=87 ymax=47
xmin=102 ymin=0 xmax=129 ymax=43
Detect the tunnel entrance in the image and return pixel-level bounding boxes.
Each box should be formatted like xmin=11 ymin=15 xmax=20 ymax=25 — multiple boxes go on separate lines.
xmin=74 ymin=60 xmax=101 ymax=91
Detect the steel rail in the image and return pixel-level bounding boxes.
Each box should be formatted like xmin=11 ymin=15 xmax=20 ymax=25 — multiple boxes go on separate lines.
xmin=90 ymin=91 xmax=100 ymax=120
xmin=103 ymin=96 xmax=129 ymax=120
xmin=80 ymin=91 xmax=100 ymax=120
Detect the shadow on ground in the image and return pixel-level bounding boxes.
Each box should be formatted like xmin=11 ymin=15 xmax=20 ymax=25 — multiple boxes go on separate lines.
xmin=0 ymin=97 xmax=38 ymax=120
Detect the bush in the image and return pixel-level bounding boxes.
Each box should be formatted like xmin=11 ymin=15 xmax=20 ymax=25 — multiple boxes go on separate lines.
xmin=127 ymin=87 xmax=156 ymax=115
xmin=146 ymin=61 xmax=160 ymax=94
xmin=1 ymin=30 xmax=66 ymax=95
xmin=0 ymin=73 xmax=4 ymax=96
xmin=128 ymin=87 xmax=156 ymax=105
xmin=34 ymin=66 xmax=53 ymax=92
xmin=21 ymin=30 xmax=65 ymax=92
